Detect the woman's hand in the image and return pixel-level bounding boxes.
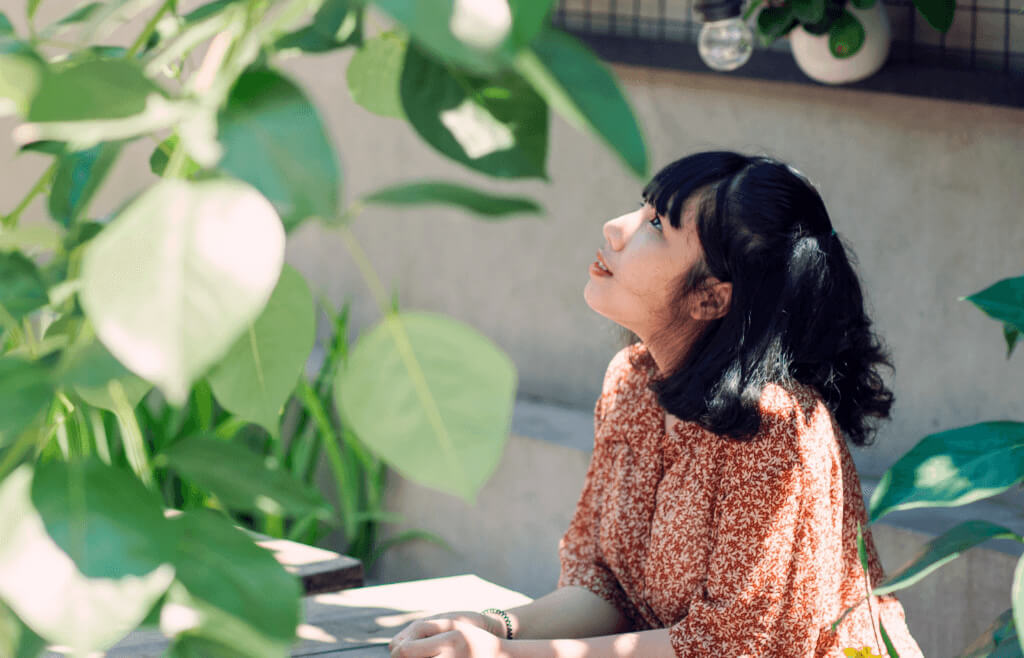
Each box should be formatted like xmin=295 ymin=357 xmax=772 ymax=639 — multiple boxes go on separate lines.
xmin=389 ymin=611 xmax=507 ymax=658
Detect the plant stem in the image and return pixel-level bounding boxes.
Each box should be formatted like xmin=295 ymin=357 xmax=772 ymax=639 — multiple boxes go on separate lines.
xmin=296 ymin=378 xmax=357 ymax=541
xmin=110 ymin=380 xmax=155 ymax=488
xmin=88 ymin=408 xmax=113 ymax=465
xmin=127 ymin=0 xmax=176 ymax=57
xmin=3 ymin=163 xmax=56 ymax=229
xmin=337 ymin=225 xmax=389 ymax=316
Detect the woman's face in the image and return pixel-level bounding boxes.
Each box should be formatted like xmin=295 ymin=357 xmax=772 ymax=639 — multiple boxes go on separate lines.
xmin=584 ymin=199 xmax=707 ymax=341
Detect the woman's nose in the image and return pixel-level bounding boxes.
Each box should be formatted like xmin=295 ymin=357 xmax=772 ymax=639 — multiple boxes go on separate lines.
xmin=603 ymin=215 xmax=627 ymax=251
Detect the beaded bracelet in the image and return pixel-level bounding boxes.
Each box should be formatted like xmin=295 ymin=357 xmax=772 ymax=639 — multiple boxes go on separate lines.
xmin=481 ymin=607 xmax=514 ymax=640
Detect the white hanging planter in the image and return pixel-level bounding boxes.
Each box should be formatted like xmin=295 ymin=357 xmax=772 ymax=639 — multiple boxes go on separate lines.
xmin=789 ymin=2 xmax=892 ymax=84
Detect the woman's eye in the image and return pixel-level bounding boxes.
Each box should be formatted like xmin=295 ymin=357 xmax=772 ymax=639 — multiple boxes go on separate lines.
xmin=649 ymin=216 xmax=663 ymax=231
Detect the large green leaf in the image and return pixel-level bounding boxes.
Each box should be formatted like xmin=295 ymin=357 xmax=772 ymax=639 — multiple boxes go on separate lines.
xmin=274 ymin=0 xmax=361 ymax=53
xmin=373 ymin=0 xmax=519 ymax=74
xmin=913 ymin=0 xmax=955 ymax=32
xmin=79 ymin=178 xmax=285 ymax=405
xmin=158 ymin=434 xmax=331 ymax=518
xmin=514 ymin=28 xmax=647 ymax=178
xmin=217 ymin=69 xmax=341 ymax=230
xmin=335 ymin=311 xmax=516 ymax=503
xmin=873 ymin=520 xmax=1022 ymax=596
xmin=363 ymin=180 xmax=542 ymax=218
xmin=828 ymin=10 xmax=865 ymax=58
xmin=27 ymin=58 xmax=163 ymax=122
xmin=0 ymin=252 xmax=48 ymax=321
xmin=0 ymin=463 xmax=176 ymax=653
xmin=207 ymin=265 xmax=316 ymax=433
xmin=966 ymin=275 xmax=1024 ymax=334
xmin=869 ymin=421 xmax=1024 ymax=522
xmin=0 ymin=356 xmax=52 ymax=448
xmin=0 ymin=41 xmax=45 ymax=117
xmin=159 ymin=509 xmax=300 ymax=657
xmin=346 ymin=31 xmax=408 ymax=119
xmin=57 ymin=332 xmax=152 ymax=412
xmin=401 ymin=45 xmax=548 ymax=179
xmin=48 ymin=141 xmax=123 ymax=226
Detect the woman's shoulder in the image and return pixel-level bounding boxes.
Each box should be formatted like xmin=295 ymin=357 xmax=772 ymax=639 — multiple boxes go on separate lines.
xmin=601 ymin=342 xmax=655 ymax=395
xmin=750 ymin=381 xmax=842 ymax=465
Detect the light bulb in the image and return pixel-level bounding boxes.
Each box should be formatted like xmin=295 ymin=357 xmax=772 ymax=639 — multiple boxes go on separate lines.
xmin=698 ymin=18 xmax=754 ymax=72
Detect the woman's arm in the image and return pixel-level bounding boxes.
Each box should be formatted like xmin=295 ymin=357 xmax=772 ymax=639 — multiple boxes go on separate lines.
xmin=499 ymin=585 xmax=631 ymax=639
xmin=389 ymin=586 xmax=649 ymax=658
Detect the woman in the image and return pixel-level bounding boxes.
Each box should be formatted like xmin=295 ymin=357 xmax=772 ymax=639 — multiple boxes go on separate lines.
xmin=389 ymin=152 xmax=922 ymax=657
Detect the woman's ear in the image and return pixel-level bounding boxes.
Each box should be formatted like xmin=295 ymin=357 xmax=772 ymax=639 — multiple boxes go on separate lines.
xmin=690 ymin=280 xmax=732 ymax=321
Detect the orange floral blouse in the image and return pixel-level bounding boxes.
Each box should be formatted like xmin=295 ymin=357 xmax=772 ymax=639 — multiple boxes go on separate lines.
xmin=558 ymin=343 xmax=922 ymax=657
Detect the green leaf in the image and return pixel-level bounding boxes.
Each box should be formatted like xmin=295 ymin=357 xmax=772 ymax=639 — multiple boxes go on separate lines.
xmin=958 ymin=609 xmax=1020 ymax=657
xmin=966 ymin=275 xmax=1024 ymax=334
xmin=373 ymin=0 xmax=505 ymax=74
xmin=850 ymin=0 xmax=877 ymax=10
xmin=0 ymin=251 xmax=48 ymax=320
xmin=46 ymin=2 xmax=104 ymax=33
xmin=161 ymin=509 xmax=300 ymax=657
xmin=856 ymin=522 xmax=869 ymax=573
xmin=0 ymin=43 xmax=45 ymax=117
xmin=879 ymin=620 xmax=900 ymax=658
xmin=363 ymin=180 xmax=542 ymax=218
xmin=207 ymin=265 xmax=316 ymax=433
xmin=0 ymin=12 xmax=12 ymax=35
xmin=336 ymin=311 xmax=516 ymax=503
xmin=1015 ymin=555 xmax=1024 ymax=657
xmin=150 ymin=135 xmax=201 ymax=178
xmin=756 ymin=5 xmax=797 ymax=43
xmin=0 ymin=356 xmax=52 ymax=448
xmin=1005 ymin=324 xmax=1021 ymax=359
xmin=913 ymin=0 xmax=955 ymax=31
xmin=401 ymin=45 xmax=548 ymax=179
xmin=217 ymin=69 xmax=341 ymax=230
xmin=829 ymin=10 xmax=865 ymax=58
xmin=58 ymin=332 xmax=153 ymax=412
xmin=79 ymin=178 xmax=285 ymax=405
xmin=0 ymin=463 xmax=176 ymax=653
xmin=274 ymin=0 xmax=361 ymax=53
xmin=27 ymin=58 xmax=164 ymax=122
xmin=514 ymin=28 xmax=647 ymax=178
xmin=346 ymin=30 xmax=408 ymax=119
xmin=159 ymin=434 xmax=331 ymax=518
xmin=873 ymin=520 xmax=1021 ymax=596
xmin=0 ymin=224 xmax=62 ymax=252
xmin=48 ymin=141 xmax=123 ymax=226
xmin=791 ymin=0 xmax=826 ymax=24
xmin=869 ymin=421 xmax=1024 ymax=522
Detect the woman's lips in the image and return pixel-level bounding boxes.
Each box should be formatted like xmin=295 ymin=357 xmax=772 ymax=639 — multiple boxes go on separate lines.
xmin=590 ymin=250 xmax=613 ymax=277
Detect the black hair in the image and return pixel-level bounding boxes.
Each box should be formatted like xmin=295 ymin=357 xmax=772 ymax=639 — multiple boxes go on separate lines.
xmin=637 ymin=151 xmax=893 ymax=446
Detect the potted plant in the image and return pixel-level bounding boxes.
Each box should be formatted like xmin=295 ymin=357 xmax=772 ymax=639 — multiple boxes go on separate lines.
xmin=750 ymin=0 xmax=955 ymax=84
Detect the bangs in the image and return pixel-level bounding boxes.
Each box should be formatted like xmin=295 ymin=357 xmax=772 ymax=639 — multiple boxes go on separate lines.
xmin=641 ymin=151 xmax=744 ymax=230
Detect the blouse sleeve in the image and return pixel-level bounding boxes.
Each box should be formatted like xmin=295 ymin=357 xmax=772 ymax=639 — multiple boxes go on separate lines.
xmin=669 ymin=410 xmax=823 ymax=657
xmin=556 ymin=351 xmax=641 ymax=624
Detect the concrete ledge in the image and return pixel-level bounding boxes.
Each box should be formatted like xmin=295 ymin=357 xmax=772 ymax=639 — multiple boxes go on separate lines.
xmin=369 ymin=399 xmax=1024 ymax=657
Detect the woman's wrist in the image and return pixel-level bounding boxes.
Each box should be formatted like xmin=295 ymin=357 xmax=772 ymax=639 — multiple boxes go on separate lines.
xmin=481 ymin=608 xmax=515 ymax=639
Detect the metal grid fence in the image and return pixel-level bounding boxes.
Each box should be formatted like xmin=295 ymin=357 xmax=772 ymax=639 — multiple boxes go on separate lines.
xmin=552 ymin=0 xmax=1024 ymax=75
